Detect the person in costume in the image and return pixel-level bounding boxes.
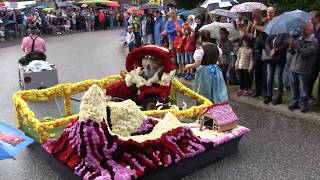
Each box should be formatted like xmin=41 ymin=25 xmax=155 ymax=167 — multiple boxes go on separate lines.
xmin=185 ymin=29 xmax=228 ymax=104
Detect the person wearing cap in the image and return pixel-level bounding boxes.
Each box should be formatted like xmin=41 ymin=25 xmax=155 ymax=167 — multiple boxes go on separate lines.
xmin=21 ymin=25 xmax=46 ymax=54
xmin=125 ymin=26 xmax=135 ymax=52
xmin=19 ymin=25 xmax=46 ymax=65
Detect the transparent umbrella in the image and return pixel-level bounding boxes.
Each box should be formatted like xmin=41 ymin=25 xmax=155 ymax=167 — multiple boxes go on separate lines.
xmin=200 ymin=22 xmax=241 ymax=41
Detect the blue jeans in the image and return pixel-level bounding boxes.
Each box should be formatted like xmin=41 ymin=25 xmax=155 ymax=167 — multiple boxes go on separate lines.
xmin=253 ymin=52 xmax=267 ymax=96
xmin=289 ymin=72 xmax=311 ymax=108
xmin=219 ymin=64 xmax=229 ymax=83
xmin=184 ymin=52 xmax=193 ymax=64
xmin=267 ymin=63 xmax=284 ymax=99
xmin=128 ymin=42 xmax=134 ymax=52
xmin=176 ymin=52 xmax=185 ymax=65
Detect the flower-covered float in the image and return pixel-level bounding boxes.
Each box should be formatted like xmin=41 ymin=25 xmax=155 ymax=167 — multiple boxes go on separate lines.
xmin=42 ymin=84 xmax=249 ymax=180
xmin=106 ymin=45 xmax=177 ymax=110
xmin=13 ymin=45 xmax=213 ymax=144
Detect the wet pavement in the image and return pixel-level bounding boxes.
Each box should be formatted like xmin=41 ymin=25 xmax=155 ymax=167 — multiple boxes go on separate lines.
xmin=1 ymin=30 xmax=320 ymax=180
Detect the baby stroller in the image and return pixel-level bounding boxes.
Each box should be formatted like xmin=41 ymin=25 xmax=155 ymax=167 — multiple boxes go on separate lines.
xmin=18 ymin=51 xmax=58 ymax=90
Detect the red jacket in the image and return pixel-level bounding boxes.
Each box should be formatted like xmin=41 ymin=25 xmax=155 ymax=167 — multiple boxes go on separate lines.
xmin=184 ymin=34 xmax=196 ymax=53
xmin=174 ymin=35 xmax=185 ymax=53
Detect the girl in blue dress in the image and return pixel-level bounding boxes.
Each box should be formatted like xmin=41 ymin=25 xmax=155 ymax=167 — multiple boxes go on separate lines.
xmin=185 ymin=29 xmax=228 ymax=104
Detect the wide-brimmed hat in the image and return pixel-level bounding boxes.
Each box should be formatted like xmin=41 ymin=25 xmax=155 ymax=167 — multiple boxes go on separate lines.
xmin=29 ymin=25 xmax=39 ymax=33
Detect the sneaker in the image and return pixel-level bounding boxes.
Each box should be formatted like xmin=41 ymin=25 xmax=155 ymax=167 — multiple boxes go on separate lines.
xmin=301 ymin=107 xmax=309 ymax=113
xmin=263 ymin=97 xmax=272 ymax=105
xmin=186 ymin=74 xmax=193 ymax=81
xmin=242 ymin=90 xmax=249 ymax=97
xmin=288 ymin=104 xmax=299 ymax=111
xmin=184 ymin=74 xmax=192 ymax=81
xmin=183 ymin=73 xmax=189 ymax=79
xmin=184 ymin=74 xmax=190 ymax=81
xmin=236 ymin=90 xmax=242 ymax=96
xmin=272 ymin=98 xmax=282 ymax=105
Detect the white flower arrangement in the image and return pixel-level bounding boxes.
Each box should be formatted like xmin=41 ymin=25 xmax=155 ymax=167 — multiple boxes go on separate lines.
xmin=79 ymin=84 xmax=107 ymax=123
xmin=107 ymin=100 xmax=147 ymax=137
xmin=159 ymin=70 xmax=176 ymax=86
xmin=119 ymin=113 xmax=182 ymax=143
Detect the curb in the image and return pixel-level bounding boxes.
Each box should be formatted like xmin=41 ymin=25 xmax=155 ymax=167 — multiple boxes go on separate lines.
xmin=176 ymin=77 xmax=320 ymax=126
xmin=229 ymin=94 xmax=320 ymax=125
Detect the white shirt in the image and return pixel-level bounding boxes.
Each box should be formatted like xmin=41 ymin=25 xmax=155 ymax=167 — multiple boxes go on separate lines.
xmin=193 ymin=46 xmax=223 ymax=61
xmin=126 ymin=32 xmax=135 ymax=44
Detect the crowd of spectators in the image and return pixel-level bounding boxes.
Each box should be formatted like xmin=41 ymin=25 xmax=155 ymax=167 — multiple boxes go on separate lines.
xmin=123 ymin=4 xmax=320 ymax=113
xmin=1 ymin=2 xmax=320 ymax=113
xmin=0 ymin=6 xmax=124 ymax=41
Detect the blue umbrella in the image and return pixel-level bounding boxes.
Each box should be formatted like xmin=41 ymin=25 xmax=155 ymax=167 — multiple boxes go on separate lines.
xmin=0 ymin=122 xmax=34 ymax=160
xmin=265 ymin=10 xmax=311 ymax=35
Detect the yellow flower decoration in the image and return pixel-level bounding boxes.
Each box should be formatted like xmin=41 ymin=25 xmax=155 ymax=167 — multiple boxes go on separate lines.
xmin=13 ymin=75 xmax=212 ymax=143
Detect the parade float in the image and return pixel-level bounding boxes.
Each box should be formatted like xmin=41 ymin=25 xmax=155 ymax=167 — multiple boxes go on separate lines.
xmin=12 ymin=45 xmax=249 ymax=179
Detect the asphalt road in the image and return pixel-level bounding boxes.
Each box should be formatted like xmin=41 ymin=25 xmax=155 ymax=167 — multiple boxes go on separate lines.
xmin=1 ymin=30 xmax=320 ymax=180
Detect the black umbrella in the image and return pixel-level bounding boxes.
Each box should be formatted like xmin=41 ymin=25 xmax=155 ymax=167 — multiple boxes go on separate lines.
xmin=0 ymin=7 xmax=11 ymax=12
xmin=136 ymin=4 xmax=160 ymax=10
xmin=179 ymin=7 xmax=207 ymax=22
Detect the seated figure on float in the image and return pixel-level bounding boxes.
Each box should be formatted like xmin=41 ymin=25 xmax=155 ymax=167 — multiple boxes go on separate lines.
xmin=106 ymin=45 xmax=177 ymax=109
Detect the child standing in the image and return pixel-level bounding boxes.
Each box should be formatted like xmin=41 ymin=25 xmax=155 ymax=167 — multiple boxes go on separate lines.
xmin=0 ymin=23 xmax=5 ymax=41
xmin=235 ymin=37 xmax=254 ymax=96
xmin=184 ymin=29 xmax=228 ymax=104
xmin=125 ymin=26 xmax=135 ymax=52
xmin=65 ymin=18 xmax=71 ymax=33
xmin=183 ymin=25 xmax=196 ymax=81
xmin=218 ymin=28 xmax=233 ymax=83
xmin=174 ymin=27 xmax=185 ymax=77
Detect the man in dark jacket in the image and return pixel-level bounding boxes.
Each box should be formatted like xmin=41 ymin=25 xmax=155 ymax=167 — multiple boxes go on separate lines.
xmin=249 ymin=9 xmax=268 ymax=97
xmin=288 ymin=23 xmax=318 ymax=113
xmin=263 ymin=34 xmax=288 ymax=105
xmin=310 ymin=11 xmax=320 ymax=104
xmin=143 ymin=11 xmax=154 ymax=45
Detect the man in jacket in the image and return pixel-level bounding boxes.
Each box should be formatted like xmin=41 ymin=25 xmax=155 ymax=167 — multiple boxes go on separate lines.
xmin=248 ymin=9 xmax=268 ymax=98
xmin=165 ymin=5 xmax=183 ymax=51
xmin=141 ymin=11 xmax=154 ymax=45
xmin=264 ymin=33 xmax=288 ymax=105
xmin=154 ymin=10 xmax=164 ymax=45
xmin=310 ymin=11 xmax=320 ymax=104
xmin=288 ymin=23 xmax=318 ymax=113
xmin=131 ymin=11 xmax=142 ymax=48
